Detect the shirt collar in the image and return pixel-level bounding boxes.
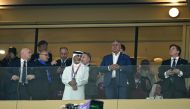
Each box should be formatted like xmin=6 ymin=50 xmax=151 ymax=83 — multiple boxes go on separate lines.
xmin=112 ymin=52 xmax=121 ymax=56
xmin=61 ymin=58 xmax=68 ymax=63
xmin=171 ymin=56 xmax=179 ymax=60
xmin=21 ymin=58 xmax=27 ymax=63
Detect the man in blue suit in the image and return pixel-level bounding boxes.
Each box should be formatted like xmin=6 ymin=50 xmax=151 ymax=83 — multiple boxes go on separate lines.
xmin=100 ymin=41 xmax=131 ymax=99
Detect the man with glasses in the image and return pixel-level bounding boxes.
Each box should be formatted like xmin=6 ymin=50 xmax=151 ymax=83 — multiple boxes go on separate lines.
xmin=30 ymin=50 xmax=52 ymax=100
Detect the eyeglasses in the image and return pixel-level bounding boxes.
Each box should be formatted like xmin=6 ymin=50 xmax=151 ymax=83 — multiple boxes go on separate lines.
xmin=40 ymin=54 xmax=49 ymax=56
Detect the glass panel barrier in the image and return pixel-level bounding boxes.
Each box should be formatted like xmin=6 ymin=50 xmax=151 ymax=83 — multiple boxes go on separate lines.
xmin=0 ymin=65 xmax=190 ymax=100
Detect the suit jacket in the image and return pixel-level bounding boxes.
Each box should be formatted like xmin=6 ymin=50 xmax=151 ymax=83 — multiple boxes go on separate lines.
xmin=100 ymin=52 xmax=132 ymax=87
xmin=158 ymin=58 xmax=189 ymax=98
xmin=5 ymin=58 xmax=34 ymax=98
xmin=30 ymin=60 xmax=53 ymax=100
xmin=50 ymin=58 xmax=72 ymax=99
xmin=56 ymin=58 xmax=72 ymax=67
xmin=0 ymin=57 xmax=19 ymax=67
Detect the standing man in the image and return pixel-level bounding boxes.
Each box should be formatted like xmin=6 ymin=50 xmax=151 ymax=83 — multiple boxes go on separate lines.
xmin=1 ymin=47 xmax=19 ymax=67
xmin=31 ymin=50 xmax=52 ymax=100
xmin=62 ymin=51 xmax=89 ymax=100
xmin=51 ymin=47 xmax=72 ymax=99
xmin=55 ymin=47 xmax=72 ymax=67
xmin=158 ymin=44 xmax=189 ymax=98
xmin=6 ymin=48 xmax=34 ymax=100
xmin=81 ymin=52 xmax=98 ymax=99
xmin=81 ymin=52 xmax=91 ymax=66
xmin=100 ymin=40 xmax=131 ymax=99
xmin=31 ymin=40 xmax=52 ymax=63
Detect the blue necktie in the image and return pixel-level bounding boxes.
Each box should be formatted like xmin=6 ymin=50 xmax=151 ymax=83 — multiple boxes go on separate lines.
xmin=46 ymin=70 xmax=52 ymax=83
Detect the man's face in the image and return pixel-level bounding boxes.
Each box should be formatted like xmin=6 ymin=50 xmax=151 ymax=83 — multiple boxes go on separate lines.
xmin=9 ymin=52 xmax=16 ymax=59
xmin=81 ymin=54 xmax=90 ymax=65
xmin=73 ymin=55 xmax=81 ymax=64
xmin=60 ymin=49 xmax=68 ymax=60
xmin=39 ymin=51 xmax=49 ymax=62
xmin=26 ymin=49 xmax=32 ymax=60
xmin=38 ymin=44 xmax=47 ymax=52
xmin=169 ymin=46 xmax=179 ymax=57
xmin=112 ymin=41 xmax=121 ymax=53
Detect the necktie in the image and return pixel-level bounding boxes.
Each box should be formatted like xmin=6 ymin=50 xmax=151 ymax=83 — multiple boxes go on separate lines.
xmin=61 ymin=62 xmax=65 ymax=67
xmin=22 ymin=61 xmax=27 ymax=84
xmin=46 ymin=70 xmax=52 ymax=83
xmin=172 ymin=58 xmax=176 ymax=68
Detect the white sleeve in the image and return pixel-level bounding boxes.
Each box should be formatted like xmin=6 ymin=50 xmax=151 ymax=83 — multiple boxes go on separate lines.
xmin=178 ymin=71 xmax=183 ymax=77
xmin=164 ymin=72 xmax=169 ymax=78
xmin=76 ymin=66 xmax=89 ymax=87
xmin=108 ymin=66 xmax=111 ymax=71
xmin=62 ymin=67 xmax=71 ymax=86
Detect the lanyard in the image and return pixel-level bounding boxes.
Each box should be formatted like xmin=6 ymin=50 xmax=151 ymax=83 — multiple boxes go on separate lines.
xmin=71 ymin=64 xmax=81 ymax=79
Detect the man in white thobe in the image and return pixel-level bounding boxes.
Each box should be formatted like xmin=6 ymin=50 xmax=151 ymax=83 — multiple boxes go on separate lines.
xmin=62 ymin=51 xmax=89 ymax=100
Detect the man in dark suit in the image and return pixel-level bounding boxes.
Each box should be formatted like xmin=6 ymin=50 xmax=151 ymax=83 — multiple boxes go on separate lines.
xmin=1 ymin=47 xmax=19 ymax=67
xmin=30 ymin=40 xmax=52 ymax=64
xmin=158 ymin=44 xmax=189 ymax=98
xmin=6 ymin=48 xmax=34 ymax=100
xmin=100 ymin=40 xmax=131 ymax=99
xmin=50 ymin=47 xmax=72 ymax=99
xmin=55 ymin=47 xmax=72 ymax=67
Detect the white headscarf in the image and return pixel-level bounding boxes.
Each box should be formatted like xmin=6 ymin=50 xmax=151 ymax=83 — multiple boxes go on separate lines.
xmin=72 ymin=51 xmax=83 ymax=64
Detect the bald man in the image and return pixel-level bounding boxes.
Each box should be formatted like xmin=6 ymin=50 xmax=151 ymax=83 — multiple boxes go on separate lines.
xmin=6 ymin=48 xmax=35 ymax=100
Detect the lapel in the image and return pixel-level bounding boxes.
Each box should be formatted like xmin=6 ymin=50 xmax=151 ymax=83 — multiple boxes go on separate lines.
xmin=18 ymin=59 xmax=21 ymax=67
xmin=110 ymin=54 xmax=113 ymax=64
xmin=169 ymin=58 xmax=172 ymax=65
xmin=176 ymin=58 xmax=182 ymax=65
xmin=110 ymin=52 xmax=122 ymax=64
xmin=117 ymin=53 xmax=122 ymax=64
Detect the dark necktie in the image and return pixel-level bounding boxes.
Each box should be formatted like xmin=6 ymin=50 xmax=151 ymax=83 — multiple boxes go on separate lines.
xmin=172 ymin=58 xmax=176 ymax=68
xmin=22 ymin=61 xmax=27 ymax=84
xmin=61 ymin=59 xmax=66 ymax=67
xmin=61 ymin=62 xmax=65 ymax=67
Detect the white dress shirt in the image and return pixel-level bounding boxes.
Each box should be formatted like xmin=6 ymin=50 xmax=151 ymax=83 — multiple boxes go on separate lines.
xmin=19 ymin=58 xmax=28 ymax=83
xmin=170 ymin=57 xmax=179 ymax=67
xmin=111 ymin=52 xmax=120 ymax=78
xmin=164 ymin=56 xmax=183 ymax=78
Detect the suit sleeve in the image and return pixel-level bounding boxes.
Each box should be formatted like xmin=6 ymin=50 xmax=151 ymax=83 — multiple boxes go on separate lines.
xmin=8 ymin=61 xmax=19 ymax=80
xmin=119 ymin=55 xmax=132 ymax=75
xmin=179 ymin=60 xmax=190 ymax=78
xmin=99 ymin=56 xmax=110 ymax=73
xmin=158 ymin=61 xmax=168 ymax=79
